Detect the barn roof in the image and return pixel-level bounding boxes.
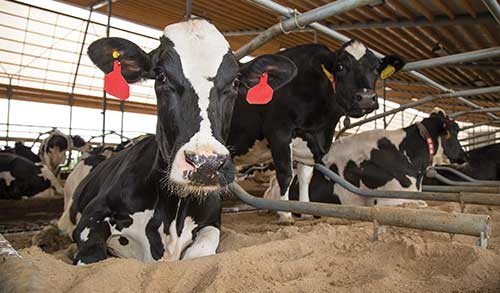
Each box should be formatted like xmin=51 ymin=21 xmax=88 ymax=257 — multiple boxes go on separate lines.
xmin=58 ymin=0 xmax=500 ymax=124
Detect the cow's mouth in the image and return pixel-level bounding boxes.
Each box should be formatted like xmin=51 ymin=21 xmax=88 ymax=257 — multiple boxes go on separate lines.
xmin=347 ymin=108 xmax=372 ymax=118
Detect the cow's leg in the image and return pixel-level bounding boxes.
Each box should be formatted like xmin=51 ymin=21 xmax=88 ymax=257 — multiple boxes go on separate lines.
xmin=268 ymin=137 xmax=294 ymax=223
xmin=296 ymin=163 xmax=314 ymax=219
xmin=182 ymin=226 xmax=220 ymax=260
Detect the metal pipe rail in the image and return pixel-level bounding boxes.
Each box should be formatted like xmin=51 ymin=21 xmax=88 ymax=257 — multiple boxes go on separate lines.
xmin=463 ymin=136 xmax=499 ymax=149
xmin=421 ymin=184 xmax=500 ymax=194
xmin=460 ymin=121 xmax=500 ymax=132
xmin=426 ymin=169 xmax=500 ymax=187
xmin=459 ymin=129 xmax=500 ymax=142
xmin=402 ymin=47 xmax=500 ymax=72
xmin=483 ymin=0 xmax=500 ymax=25
xmin=228 ymin=183 xmax=491 ymax=238
xmin=450 ymin=107 xmax=500 ymax=118
xmin=0 ymin=233 xmax=20 ymax=258
xmin=246 ymin=0 xmax=500 ymax=121
xmin=431 ymin=166 xmax=500 ymax=185
xmin=335 ymin=85 xmax=500 ymax=138
xmin=234 ymin=0 xmax=381 ymax=59
xmin=314 ymin=164 xmax=500 ymax=205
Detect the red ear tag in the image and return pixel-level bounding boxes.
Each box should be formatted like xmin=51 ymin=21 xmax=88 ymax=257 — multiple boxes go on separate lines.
xmin=331 ymin=75 xmax=337 ymax=94
xmin=104 ymin=60 xmax=130 ymax=101
xmin=246 ymin=72 xmax=273 ymax=105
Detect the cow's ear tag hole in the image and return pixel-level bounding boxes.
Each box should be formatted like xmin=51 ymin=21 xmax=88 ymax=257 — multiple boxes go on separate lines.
xmin=380 ymin=64 xmax=396 ymax=79
xmin=246 ymin=72 xmax=273 ymax=105
xmin=104 ymin=51 xmax=130 ymax=101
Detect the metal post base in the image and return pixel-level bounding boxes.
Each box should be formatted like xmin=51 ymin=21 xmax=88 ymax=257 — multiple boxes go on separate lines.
xmin=373 ymin=220 xmax=386 ymax=241
xmin=478 ymin=232 xmax=488 ymax=249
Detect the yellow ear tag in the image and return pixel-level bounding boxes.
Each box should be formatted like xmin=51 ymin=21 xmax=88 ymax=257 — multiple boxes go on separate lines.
xmin=321 ymin=64 xmax=334 ymax=82
xmin=112 ymin=51 xmax=120 ymax=59
xmin=380 ymin=64 xmax=395 ymax=79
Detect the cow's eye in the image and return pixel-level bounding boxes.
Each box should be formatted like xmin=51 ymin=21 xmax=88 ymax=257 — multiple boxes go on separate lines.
xmin=336 ymin=64 xmax=344 ymax=72
xmin=232 ymin=76 xmax=241 ymax=88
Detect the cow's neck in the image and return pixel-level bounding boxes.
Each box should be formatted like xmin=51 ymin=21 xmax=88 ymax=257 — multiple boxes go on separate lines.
xmin=401 ymin=122 xmax=441 ymax=173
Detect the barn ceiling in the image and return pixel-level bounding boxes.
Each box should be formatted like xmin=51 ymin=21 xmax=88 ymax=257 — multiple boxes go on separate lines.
xmin=57 ymin=0 xmax=500 ymax=124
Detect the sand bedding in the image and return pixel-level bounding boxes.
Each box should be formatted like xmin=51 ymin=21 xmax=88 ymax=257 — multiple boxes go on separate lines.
xmin=1 ymin=203 xmax=500 ymax=292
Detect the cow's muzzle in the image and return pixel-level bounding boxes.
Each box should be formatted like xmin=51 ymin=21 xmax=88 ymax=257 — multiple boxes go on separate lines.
xmin=184 ymin=151 xmax=233 ymax=186
xmin=349 ymin=89 xmax=379 ymax=117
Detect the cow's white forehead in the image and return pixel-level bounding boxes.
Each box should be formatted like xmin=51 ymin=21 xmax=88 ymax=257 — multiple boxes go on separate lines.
xmin=163 ymin=19 xmax=229 ymax=81
xmin=345 ymin=40 xmax=367 ymax=61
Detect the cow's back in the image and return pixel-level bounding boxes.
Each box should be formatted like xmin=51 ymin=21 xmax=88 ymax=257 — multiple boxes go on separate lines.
xmin=69 ymin=135 xmax=159 ymax=226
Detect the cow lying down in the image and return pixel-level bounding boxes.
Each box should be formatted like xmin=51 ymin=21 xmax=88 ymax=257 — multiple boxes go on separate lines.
xmin=66 ymin=18 xmax=296 ymax=265
xmin=0 ymin=153 xmax=63 ymax=199
xmin=265 ymin=109 xmax=466 ymax=210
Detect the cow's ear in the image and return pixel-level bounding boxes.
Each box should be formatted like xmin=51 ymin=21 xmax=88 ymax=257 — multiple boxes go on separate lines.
xmin=88 ymin=37 xmax=152 ymax=83
xmin=71 ymin=135 xmax=86 ymax=148
xmin=238 ymin=55 xmax=297 ymax=92
xmin=378 ymin=55 xmax=405 ymax=79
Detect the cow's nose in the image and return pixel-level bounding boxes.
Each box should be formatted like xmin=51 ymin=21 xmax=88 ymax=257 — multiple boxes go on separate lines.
xmin=355 ymin=89 xmax=378 ymax=108
xmin=184 ymin=151 xmax=227 ymax=170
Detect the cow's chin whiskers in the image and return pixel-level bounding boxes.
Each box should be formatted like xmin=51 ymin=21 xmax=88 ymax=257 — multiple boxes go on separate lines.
xmin=161 ymin=177 xmax=225 ymax=199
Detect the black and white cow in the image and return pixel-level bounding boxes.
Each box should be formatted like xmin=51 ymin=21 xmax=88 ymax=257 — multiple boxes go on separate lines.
xmin=58 ymin=145 xmax=116 ymax=236
xmin=0 ymin=152 xmax=63 ymax=199
xmin=68 ymin=18 xmax=296 ymax=265
xmin=266 ymin=109 xmax=466 ymax=208
xmin=7 ymin=142 xmax=42 ymax=163
xmin=229 ymin=40 xmax=404 ymax=221
xmin=39 ymin=130 xmax=88 ymax=173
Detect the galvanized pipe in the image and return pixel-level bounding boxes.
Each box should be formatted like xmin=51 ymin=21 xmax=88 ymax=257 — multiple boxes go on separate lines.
xmin=426 ymin=168 xmax=500 ymax=187
xmin=402 ymin=47 xmax=500 ymax=72
xmin=460 ymin=120 xmax=500 ymax=131
xmin=234 ymin=0 xmax=381 ymax=59
xmin=463 ymin=136 xmax=499 ymax=148
xmin=483 ymin=0 xmax=500 ymax=25
xmin=451 ymin=107 xmax=500 ymax=118
xmin=228 ymin=183 xmax=491 ymax=237
xmin=459 ymin=129 xmax=500 ymax=142
xmin=314 ymin=164 xmax=500 ymax=205
xmin=336 ymin=85 xmax=500 ymax=138
xmin=431 ymin=166 xmax=500 ymax=184
xmin=246 ymin=0 xmax=500 ymax=121
xmin=422 ymin=185 xmax=500 ymax=194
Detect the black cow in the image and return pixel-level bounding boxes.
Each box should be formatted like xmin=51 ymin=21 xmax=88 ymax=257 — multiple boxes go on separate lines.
xmin=0 ymin=153 xmax=63 ymax=199
xmin=229 ymin=40 xmax=404 ymax=221
xmin=11 ymin=142 xmax=41 ymax=162
xmin=68 ymin=19 xmax=296 ymax=265
xmin=424 ymin=142 xmax=500 ymax=183
xmin=266 ymin=109 xmax=466 ymax=208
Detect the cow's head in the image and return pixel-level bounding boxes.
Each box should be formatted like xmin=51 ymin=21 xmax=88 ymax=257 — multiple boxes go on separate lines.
xmin=324 ymin=40 xmax=404 ymax=118
xmin=426 ymin=108 xmax=467 ymax=165
xmin=88 ymin=19 xmax=296 ymax=196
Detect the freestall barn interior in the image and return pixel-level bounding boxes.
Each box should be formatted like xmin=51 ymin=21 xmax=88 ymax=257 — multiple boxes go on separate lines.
xmin=1 ymin=0 xmax=500 ymax=291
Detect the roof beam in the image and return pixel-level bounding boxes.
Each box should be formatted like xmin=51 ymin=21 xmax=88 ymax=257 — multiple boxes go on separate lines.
xmin=483 ymin=0 xmax=500 ymax=26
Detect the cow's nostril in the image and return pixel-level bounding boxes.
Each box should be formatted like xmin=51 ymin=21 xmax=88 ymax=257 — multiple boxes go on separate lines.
xmin=356 ymin=95 xmax=363 ymax=101
xmin=184 ymin=151 xmax=199 ymax=168
xmin=372 ymin=95 xmax=377 ymax=102
xmin=215 ymin=155 xmax=227 ymax=170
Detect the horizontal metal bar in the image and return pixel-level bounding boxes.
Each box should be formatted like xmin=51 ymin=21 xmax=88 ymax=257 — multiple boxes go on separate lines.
xmin=314 ymin=163 xmax=500 ymax=205
xmin=440 ymin=63 xmax=500 ymax=71
xmin=229 ymin=183 xmax=491 ymax=237
xmin=463 ymin=136 xmax=500 ymax=148
xmin=234 ymin=0 xmax=380 ymax=59
xmin=426 ymin=168 xmax=500 ymax=187
xmin=336 ymin=85 xmax=500 ymax=138
xmin=431 ymin=166 xmax=498 ymax=184
xmin=451 ymin=107 xmax=500 ymax=118
xmin=422 ymin=185 xmax=500 ymax=194
xmin=460 ymin=121 xmax=500 ymax=131
xmin=402 ymin=47 xmax=500 ymax=72
xmin=459 ymin=129 xmax=500 ymax=142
